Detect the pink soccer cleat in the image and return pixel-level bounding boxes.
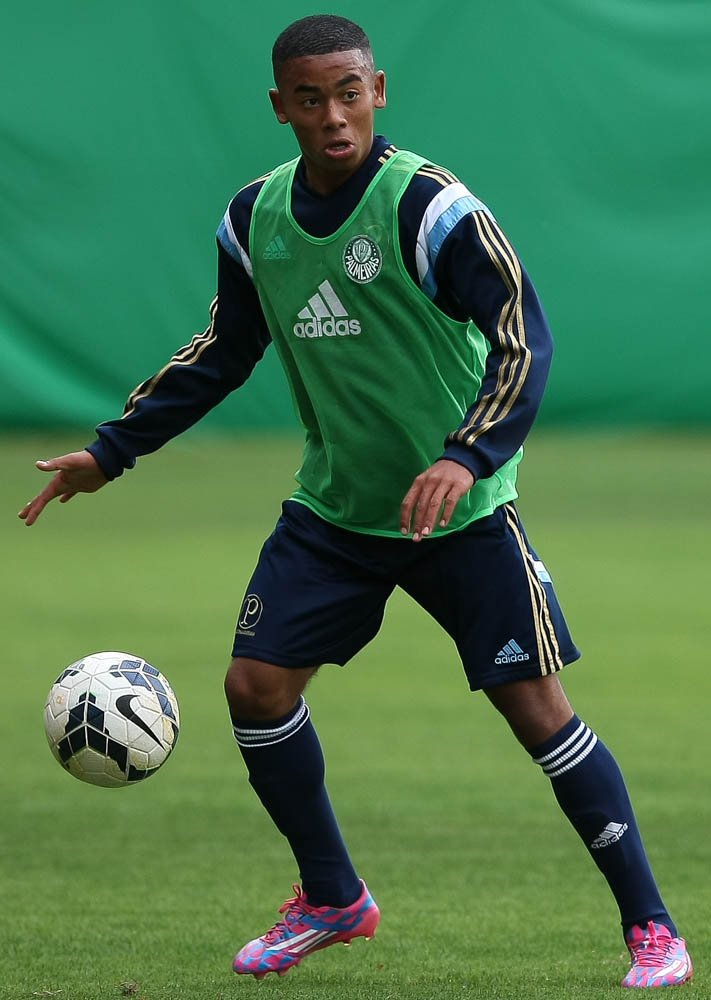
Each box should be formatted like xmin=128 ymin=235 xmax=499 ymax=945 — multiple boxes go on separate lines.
xmin=621 ymin=921 xmax=693 ymax=988
xmin=232 ymin=880 xmax=380 ymax=979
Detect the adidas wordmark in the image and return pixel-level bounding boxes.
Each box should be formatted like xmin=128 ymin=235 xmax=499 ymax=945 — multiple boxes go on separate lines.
xmin=263 ymin=236 xmax=291 ymax=260
xmin=495 ymin=639 xmax=530 ymax=664
xmin=293 ymin=280 xmax=361 ymax=338
xmin=591 ymin=821 xmax=628 ymax=850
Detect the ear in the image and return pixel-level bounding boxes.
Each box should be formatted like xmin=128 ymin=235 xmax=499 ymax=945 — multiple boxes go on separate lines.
xmin=373 ymin=70 xmax=387 ymax=110
xmin=269 ymin=88 xmax=289 ymax=125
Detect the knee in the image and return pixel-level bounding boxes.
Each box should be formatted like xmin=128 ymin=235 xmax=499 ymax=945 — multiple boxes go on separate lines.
xmin=485 ymin=674 xmax=574 ymax=749
xmin=224 ymin=657 xmax=310 ymax=720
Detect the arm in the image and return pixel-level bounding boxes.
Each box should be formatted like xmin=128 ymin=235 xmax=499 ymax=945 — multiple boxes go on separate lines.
xmin=438 ymin=210 xmax=553 ymax=480
xmin=87 ymin=244 xmax=271 ymax=479
xmin=20 ymin=238 xmax=271 ymax=525
xmin=400 ymin=183 xmax=553 ymax=539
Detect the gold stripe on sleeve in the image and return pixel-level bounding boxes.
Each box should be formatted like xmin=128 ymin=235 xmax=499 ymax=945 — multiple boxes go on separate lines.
xmin=416 ymin=165 xmax=459 ymax=188
xmin=377 ymin=145 xmax=398 ymax=164
xmin=451 ymin=213 xmax=531 ymax=445
xmin=233 ymin=172 xmax=273 ymax=199
xmin=122 ymin=297 xmax=219 ymax=419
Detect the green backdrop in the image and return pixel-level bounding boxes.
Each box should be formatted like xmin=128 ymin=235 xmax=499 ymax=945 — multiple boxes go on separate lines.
xmin=1 ymin=1 xmax=709 ymax=431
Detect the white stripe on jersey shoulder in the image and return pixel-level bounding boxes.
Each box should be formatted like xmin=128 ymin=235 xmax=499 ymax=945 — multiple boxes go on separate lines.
xmin=217 ymin=210 xmax=253 ymax=279
xmin=416 ymin=180 xmax=493 ymax=300
xmin=215 ymin=172 xmax=271 ymax=279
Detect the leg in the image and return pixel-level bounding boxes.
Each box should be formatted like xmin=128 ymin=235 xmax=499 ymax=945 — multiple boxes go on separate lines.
xmin=225 ymin=655 xmax=361 ymax=908
xmin=404 ymin=505 xmax=674 ymax=934
xmin=486 ymin=672 xmax=674 ymax=932
xmin=227 ymin=655 xmax=379 ymax=978
xmin=226 ymin=502 xmax=390 ymax=908
xmin=401 ymin=506 xmax=690 ymax=985
xmin=227 ymin=654 xmax=380 ymax=976
xmin=487 ymin=673 xmax=691 ymax=987
xmin=227 ymin=503 xmax=392 ymax=977
xmin=483 ymin=672 xmax=573 ymax=748
xmin=224 ymin=655 xmax=317 ymax=720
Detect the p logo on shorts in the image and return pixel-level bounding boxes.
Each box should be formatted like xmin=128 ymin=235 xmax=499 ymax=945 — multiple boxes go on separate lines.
xmin=238 ymin=594 xmax=264 ymax=636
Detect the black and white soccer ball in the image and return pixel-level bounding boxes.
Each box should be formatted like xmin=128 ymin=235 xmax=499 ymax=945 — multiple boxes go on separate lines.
xmin=43 ymin=651 xmax=180 ymax=788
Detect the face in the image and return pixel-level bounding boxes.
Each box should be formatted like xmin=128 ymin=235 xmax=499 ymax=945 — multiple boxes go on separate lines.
xmin=270 ymin=49 xmax=386 ymax=196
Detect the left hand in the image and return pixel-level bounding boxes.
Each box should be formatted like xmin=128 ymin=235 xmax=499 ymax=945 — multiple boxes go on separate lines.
xmin=400 ymin=459 xmax=475 ymax=542
xmin=18 ymin=451 xmax=109 ymax=526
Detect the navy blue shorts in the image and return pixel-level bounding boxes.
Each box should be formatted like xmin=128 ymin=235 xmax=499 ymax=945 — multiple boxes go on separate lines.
xmin=232 ymin=500 xmax=580 ymax=691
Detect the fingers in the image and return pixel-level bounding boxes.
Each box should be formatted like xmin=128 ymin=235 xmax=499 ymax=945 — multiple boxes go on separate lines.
xmin=417 ymin=487 xmax=449 ymax=541
xmin=400 ymin=481 xmax=442 ymax=540
xmin=19 ymin=456 xmax=81 ymax=526
xmin=18 ymin=451 xmax=108 ymax=525
xmin=18 ymin=475 xmax=71 ymax=526
xmin=400 ymin=460 xmax=475 ymax=542
xmin=411 ymin=484 xmax=459 ymax=541
xmin=438 ymin=493 xmax=458 ymax=528
xmin=399 ymin=481 xmax=420 ymax=538
xmin=401 ymin=475 xmax=444 ymax=540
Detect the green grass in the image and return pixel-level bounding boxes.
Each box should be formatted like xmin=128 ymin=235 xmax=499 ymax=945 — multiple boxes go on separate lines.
xmin=1 ymin=429 xmax=709 ymax=1000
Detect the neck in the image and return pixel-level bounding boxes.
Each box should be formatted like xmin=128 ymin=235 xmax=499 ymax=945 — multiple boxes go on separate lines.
xmin=302 ymin=137 xmax=375 ymax=196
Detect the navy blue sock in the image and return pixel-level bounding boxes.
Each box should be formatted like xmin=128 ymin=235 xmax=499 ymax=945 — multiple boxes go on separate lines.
xmin=530 ymin=715 xmax=676 ymax=936
xmin=232 ymin=697 xmax=361 ymax=909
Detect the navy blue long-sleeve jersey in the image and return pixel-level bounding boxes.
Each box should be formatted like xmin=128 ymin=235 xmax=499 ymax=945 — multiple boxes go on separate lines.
xmin=87 ymin=136 xmax=553 ymax=484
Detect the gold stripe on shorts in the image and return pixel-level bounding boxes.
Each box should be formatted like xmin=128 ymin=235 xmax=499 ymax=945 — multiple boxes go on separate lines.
xmin=503 ymin=503 xmax=563 ymax=675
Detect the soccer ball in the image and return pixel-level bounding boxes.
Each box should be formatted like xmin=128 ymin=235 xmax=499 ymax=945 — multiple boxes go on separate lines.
xmin=43 ymin=651 xmax=180 ymax=788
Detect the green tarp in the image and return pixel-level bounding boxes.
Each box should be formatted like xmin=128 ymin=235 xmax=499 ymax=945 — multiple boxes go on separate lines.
xmin=2 ymin=2 xmax=709 ymax=431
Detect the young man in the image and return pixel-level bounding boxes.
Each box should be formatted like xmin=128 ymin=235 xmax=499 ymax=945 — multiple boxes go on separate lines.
xmin=20 ymin=14 xmax=691 ymax=990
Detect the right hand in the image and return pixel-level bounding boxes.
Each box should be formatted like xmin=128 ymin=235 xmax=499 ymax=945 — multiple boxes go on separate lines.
xmin=18 ymin=451 xmax=109 ymax=526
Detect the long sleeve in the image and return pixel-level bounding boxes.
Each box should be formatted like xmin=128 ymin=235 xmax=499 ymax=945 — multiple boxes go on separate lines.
xmin=438 ymin=209 xmax=553 ymax=481
xmin=397 ymin=163 xmax=554 ymax=483
xmin=86 ymin=243 xmax=271 ymax=479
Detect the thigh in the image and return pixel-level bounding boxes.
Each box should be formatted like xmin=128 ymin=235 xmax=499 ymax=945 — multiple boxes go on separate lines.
xmin=232 ymin=501 xmax=395 ymax=669
xmin=400 ymin=503 xmax=581 ymax=691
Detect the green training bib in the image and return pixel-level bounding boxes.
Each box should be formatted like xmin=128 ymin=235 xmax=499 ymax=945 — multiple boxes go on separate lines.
xmin=249 ymin=149 xmax=520 ymax=537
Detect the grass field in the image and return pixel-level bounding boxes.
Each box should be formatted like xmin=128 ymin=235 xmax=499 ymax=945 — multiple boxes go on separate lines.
xmin=1 ymin=429 xmax=709 ymax=1000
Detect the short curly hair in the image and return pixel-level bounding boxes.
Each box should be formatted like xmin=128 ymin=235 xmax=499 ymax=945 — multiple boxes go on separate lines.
xmin=272 ymin=15 xmax=373 ymax=81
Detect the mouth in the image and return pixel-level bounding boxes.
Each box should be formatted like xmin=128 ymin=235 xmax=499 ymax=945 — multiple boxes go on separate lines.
xmin=324 ymin=140 xmax=355 ymax=159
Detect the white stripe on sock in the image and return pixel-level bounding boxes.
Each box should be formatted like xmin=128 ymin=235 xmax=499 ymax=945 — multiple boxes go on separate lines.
xmin=540 ymin=727 xmax=594 ymax=774
xmin=233 ymin=698 xmax=310 ymax=748
xmin=533 ymin=720 xmax=586 ymax=765
xmin=546 ymin=733 xmax=598 ymax=778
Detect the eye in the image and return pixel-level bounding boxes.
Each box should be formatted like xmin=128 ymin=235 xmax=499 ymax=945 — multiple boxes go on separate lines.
xmin=343 ymin=90 xmax=359 ymax=101
xmin=302 ymin=97 xmax=319 ymax=108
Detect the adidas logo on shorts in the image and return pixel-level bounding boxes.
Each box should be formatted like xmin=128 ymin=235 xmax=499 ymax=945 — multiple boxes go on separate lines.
xmin=293 ymin=280 xmax=361 ymax=338
xmin=495 ymin=639 xmax=530 ymax=664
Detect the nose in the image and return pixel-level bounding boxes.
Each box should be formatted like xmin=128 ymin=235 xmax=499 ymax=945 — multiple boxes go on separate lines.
xmin=321 ymin=98 xmax=346 ymax=130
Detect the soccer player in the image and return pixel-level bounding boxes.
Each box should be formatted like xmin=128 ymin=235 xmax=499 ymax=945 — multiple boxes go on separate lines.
xmin=19 ymin=14 xmax=691 ymax=989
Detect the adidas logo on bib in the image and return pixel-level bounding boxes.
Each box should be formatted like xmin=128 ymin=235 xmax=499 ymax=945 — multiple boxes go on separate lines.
xmin=263 ymin=236 xmax=291 ymax=260
xmin=293 ymin=280 xmax=361 ymax=338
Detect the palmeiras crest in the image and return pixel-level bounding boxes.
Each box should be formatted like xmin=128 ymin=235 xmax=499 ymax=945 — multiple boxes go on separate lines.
xmin=342 ymin=234 xmax=382 ymax=284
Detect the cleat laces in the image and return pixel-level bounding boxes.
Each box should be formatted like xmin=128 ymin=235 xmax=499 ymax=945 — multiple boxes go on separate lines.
xmin=628 ymin=923 xmax=673 ymax=969
xmin=233 ymin=879 xmax=380 ymax=979
xmin=622 ymin=919 xmax=692 ymax=988
xmin=261 ymin=885 xmax=309 ymax=945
